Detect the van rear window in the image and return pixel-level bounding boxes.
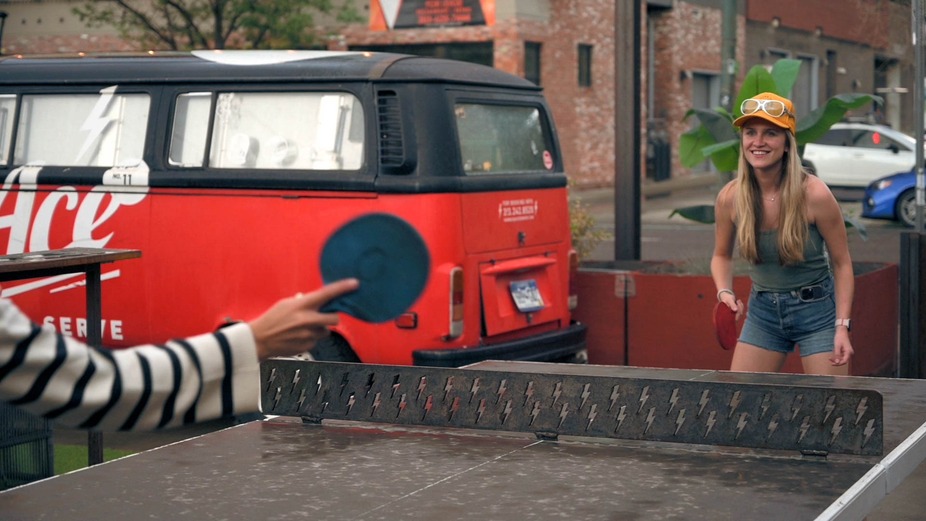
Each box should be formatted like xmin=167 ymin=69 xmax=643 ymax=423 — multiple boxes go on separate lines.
xmin=169 ymin=91 xmax=364 ymax=171
xmin=455 ymin=103 xmax=550 ymax=174
xmin=13 ymin=91 xmax=149 ymax=167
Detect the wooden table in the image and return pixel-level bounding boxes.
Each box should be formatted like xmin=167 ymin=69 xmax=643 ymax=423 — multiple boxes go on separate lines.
xmin=0 ymin=247 xmax=141 ymax=465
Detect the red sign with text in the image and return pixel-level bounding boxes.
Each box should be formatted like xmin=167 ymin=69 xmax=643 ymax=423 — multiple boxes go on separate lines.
xmin=371 ymin=0 xmax=496 ymax=30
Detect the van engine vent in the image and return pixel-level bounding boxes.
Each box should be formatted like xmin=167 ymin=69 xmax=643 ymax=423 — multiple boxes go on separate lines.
xmin=377 ymin=90 xmax=404 ymax=166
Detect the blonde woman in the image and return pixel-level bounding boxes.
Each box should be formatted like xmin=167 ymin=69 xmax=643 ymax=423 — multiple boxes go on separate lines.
xmin=712 ymin=92 xmax=854 ymax=375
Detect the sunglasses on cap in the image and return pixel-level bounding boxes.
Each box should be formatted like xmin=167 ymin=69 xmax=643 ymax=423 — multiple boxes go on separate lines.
xmin=740 ymin=98 xmax=793 ymax=118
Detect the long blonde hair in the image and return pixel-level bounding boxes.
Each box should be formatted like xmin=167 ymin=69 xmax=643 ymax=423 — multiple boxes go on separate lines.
xmin=734 ymin=131 xmax=808 ymax=265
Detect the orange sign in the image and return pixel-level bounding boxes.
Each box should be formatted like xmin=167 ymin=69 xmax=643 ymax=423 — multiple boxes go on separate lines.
xmin=370 ymin=0 xmax=496 ymax=30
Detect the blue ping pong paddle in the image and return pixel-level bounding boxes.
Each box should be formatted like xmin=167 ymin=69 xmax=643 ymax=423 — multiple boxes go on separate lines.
xmin=319 ymin=213 xmax=430 ymax=323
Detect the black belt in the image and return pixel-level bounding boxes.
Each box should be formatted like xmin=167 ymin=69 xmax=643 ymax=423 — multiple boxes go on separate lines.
xmin=791 ymin=284 xmax=825 ymax=301
xmin=758 ymin=283 xmax=826 ymax=301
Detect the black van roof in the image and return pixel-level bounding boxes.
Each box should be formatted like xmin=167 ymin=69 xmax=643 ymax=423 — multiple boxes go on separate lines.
xmin=0 ymin=50 xmax=541 ymax=90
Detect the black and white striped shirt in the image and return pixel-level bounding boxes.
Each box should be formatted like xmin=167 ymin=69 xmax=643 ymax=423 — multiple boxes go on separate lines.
xmin=0 ymin=299 xmax=260 ymax=431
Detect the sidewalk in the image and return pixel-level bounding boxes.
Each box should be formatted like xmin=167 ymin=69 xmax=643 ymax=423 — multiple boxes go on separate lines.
xmin=573 ymin=173 xmax=869 ymax=227
xmin=573 ymin=173 xmax=724 ymax=226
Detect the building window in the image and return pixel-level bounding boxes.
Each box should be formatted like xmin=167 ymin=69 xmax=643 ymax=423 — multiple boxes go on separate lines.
xmin=578 ymin=44 xmax=593 ymax=87
xmin=690 ymin=72 xmax=720 ymax=173
xmin=793 ymin=54 xmax=819 ymax=117
xmin=525 ymin=42 xmax=542 ymax=86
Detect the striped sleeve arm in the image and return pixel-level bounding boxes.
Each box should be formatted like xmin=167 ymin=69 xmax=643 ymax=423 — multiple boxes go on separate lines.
xmin=0 ymin=299 xmax=261 ymax=431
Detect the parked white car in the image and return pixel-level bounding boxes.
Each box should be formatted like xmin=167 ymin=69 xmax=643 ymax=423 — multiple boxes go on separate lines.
xmin=802 ymin=122 xmax=917 ymax=188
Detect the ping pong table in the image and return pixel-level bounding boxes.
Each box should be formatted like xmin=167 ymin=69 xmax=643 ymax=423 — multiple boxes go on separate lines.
xmin=2 ymin=360 xmax=925 ymax=520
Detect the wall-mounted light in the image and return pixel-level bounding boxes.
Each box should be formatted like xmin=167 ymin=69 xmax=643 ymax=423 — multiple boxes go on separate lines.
xmin=771 ymin=17 xmax=781 ymax=28
xmin=814 ymin=26 xmax=823 ymax=37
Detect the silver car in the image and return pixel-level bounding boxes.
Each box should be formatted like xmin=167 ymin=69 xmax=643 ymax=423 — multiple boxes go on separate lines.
xmin=802 ymin=122 xmax=917 ymax=188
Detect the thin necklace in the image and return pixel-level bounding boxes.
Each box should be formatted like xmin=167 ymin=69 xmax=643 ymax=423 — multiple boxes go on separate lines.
xmin=765 ymin=193 xmax=778 ymax=202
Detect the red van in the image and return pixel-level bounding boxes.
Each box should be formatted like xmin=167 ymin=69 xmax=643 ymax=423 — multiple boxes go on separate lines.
xmin=0 ymin=50 xmax=585 ymax=367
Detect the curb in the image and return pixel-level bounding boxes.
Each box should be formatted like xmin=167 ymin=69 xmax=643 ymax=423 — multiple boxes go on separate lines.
xmin=642 ymin=173 xmax=728 ymax=197
xmin=573 ymin=173 xmax=726 ymax=205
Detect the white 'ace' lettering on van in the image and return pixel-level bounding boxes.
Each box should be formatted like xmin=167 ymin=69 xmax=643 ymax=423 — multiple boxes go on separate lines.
xmin=0 ymin=166 xmax=149 ymax=254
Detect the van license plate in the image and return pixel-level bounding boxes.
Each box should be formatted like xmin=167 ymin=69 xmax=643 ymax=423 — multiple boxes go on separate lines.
xmin=510 ymin=279 xmax=544 ymax=312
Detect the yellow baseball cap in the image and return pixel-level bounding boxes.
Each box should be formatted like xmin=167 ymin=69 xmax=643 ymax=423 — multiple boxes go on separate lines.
xmin=732 ymin=92 xmax=797 ymax=135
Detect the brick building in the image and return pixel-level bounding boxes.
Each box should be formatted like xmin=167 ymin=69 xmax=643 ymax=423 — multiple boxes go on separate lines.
xmin=0 ymin=0 xmax=916 ymax=188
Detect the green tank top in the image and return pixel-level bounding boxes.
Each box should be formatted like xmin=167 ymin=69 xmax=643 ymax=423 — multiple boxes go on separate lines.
xmin=750 ymin=225 xmax=830 ymax=292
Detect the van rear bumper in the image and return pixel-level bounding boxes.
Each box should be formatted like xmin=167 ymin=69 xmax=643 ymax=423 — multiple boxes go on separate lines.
xmin=412 ymin=322 xmax=588 ymax=367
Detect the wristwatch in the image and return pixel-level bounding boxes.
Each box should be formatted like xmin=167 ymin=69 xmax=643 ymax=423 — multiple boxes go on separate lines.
xmin=835 ymin=318 xmax=851 ymax=331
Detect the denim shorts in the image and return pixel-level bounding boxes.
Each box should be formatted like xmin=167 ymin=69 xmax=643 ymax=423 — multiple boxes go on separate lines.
xmin=738 ymin=276 xmax=836 ymax=357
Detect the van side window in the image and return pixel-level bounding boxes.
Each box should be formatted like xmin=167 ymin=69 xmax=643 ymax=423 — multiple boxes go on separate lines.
xmin=14 ymin=91 xmax=149 ymax=167
xmin=0 ymin=95 xmax=15 ymax=166
xmin=169 ymin=92 xmax=212 ymax=167
xmin=455 ymin=103 xmax=550 ymax=174
xmin=203 ymin=92 xmax=364 ymax=170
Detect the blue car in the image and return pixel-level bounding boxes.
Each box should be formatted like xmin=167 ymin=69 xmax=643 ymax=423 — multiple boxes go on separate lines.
xmin=862 ymin=169 xmax=919 ymax=227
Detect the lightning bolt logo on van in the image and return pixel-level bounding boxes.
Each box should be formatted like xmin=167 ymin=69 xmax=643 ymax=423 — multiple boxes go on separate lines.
xmin=76 ymin=86 xmax=117 ymax=164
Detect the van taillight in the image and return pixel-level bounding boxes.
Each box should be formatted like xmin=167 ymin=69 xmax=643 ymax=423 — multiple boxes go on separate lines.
xmin=568 ymin=250 xmax=578 ymax=311
xmin=449 ymin=267 xmax=464 ymax=338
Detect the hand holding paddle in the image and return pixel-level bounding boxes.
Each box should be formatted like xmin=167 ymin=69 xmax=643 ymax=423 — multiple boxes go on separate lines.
xmin=319 ymin=213 xmax=430 ymax=323
xmin=250 ymin=278 xmax=360 ymax=361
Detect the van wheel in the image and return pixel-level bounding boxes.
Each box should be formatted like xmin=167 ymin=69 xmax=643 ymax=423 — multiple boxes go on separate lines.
xmin=311 ymin=335 xmax=361 ymax=362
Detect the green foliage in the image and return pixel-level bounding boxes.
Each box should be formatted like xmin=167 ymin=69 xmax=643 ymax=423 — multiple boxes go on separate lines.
xmin=679 ymin=59 xmax=881 ymax=174
xmin=668 ymin=204 xmax=715 ymax=224
xmin=675 ymin=58 xmax=881 ymax=237
xmin=73 ymin=0 xmax=361 ymax=50
xmin=569 ymin=184 xmax=612 ymax=260
xmin=54 ymin=444 xmax=134 ymax=475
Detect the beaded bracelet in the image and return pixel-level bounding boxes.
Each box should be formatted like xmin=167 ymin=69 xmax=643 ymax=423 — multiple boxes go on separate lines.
xmin=716 ymin=288 xmax=735 ymax=302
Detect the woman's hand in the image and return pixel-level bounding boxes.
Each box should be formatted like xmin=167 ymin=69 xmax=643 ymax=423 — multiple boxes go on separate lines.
xmin=719 ymin=292 xmax=745 ymax=322
xmin=248 ymin=279 xmax=359 ymax=361
xmin=830 ymin=328 xmax=854 ymax=366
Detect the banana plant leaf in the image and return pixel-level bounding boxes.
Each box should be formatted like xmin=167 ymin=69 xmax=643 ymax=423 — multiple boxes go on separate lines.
xmin=680 ymin=108 xmax=738 ymax=171
xmin=699 ymin=138 xmax=740 ymax=173
xmin=732 ymin=59 xmax=802 ymax=118
xmin=842 ymin=214 xmax=869 ymax=241
xmin=669 ymin=204 xmax=715 ymax=224
xmin=796 ymin=93 xmax=881 ymax=144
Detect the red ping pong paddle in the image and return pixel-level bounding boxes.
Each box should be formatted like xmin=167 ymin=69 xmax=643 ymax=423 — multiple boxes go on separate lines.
xmin=712 ymin=301 xmax=738 ymax=351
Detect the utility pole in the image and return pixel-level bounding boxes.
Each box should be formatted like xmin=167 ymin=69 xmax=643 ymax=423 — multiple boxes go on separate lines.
xmin=720 ymin=0 xmax=737 ymax=111
xmin=0 ymin=11 xmax=8 ymax=56
xmin=613 ymin=0 xmax=642 ymax=260
xmin=916 ymin=0 xmax=925 ymax=235
xmin=900 ymin=0 xmax=925 ymax=378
